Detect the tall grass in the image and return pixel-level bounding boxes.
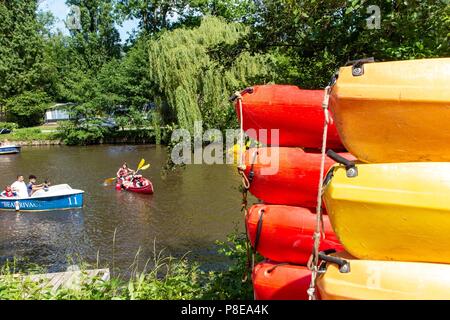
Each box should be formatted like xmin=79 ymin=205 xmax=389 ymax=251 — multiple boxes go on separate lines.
xmin=0 ymin=231 xmax=254 ymax=300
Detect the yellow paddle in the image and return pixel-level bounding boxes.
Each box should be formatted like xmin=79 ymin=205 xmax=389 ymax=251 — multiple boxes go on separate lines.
xmin=138 ymin=164 xmax=150 ymax=172
xmin=103 ymin=177 xmax=117 ymax=185
xmin=136 ymin=158 xmax=145 ymax=171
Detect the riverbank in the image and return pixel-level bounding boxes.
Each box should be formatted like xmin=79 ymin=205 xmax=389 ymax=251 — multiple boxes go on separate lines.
xmin=0 ymin=232 xmax=254 ymax=300
xmin=0 ymin=127 xmax=60 ymax=145
xmin=0 ymin=127 xmax=160 ymax=146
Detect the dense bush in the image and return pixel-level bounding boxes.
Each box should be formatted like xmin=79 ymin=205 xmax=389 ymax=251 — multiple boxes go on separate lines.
xmin=0 ymin=122 xmax=18 ymax=130
xmin=57 ymin=120 xmax=108 ymax=146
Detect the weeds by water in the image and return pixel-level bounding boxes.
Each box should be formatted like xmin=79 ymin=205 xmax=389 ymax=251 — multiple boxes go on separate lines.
xmin=0 ymin=231 xmax=255 ymax=300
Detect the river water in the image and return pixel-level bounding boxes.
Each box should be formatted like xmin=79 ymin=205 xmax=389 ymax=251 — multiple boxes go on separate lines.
xmin=0 ymin=145 xmax=248 ymax=273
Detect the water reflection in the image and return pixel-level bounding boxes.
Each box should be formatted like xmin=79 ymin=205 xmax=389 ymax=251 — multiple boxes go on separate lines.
xmin=0 ymin=209 xmax=86 ymax=271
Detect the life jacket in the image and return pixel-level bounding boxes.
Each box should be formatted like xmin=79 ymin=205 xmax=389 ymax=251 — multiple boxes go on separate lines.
xmin=2 ymin=190 xmax=14 ymax=197
xmin=118 ymin=168 xmax=130 ymax=178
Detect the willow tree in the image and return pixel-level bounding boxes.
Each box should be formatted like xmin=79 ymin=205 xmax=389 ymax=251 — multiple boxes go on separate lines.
xmin=147 ymin=16 xmax=276 ymax=133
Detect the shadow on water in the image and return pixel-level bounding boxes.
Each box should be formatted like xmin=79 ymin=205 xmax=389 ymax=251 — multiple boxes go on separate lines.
xmin=0 ymin=145 xmax=248 ymax=272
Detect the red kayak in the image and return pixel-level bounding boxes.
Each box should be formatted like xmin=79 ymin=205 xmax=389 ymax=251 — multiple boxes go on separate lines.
xmin=253 ymin=261 xmax=312 ymax=300
xmin=243 ymin=147 xmax=355 ymax=208
xmin=246 ymin=204 xmax=343 ymax=265
xmin=116 ymin=178 xmax=154 ymax=194
xmin=234 ymin=85 xmax=344 ymax=149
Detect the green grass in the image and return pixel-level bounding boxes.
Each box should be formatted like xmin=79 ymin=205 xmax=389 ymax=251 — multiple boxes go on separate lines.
xmin=0 ymin=127 xmax=59 ymax=142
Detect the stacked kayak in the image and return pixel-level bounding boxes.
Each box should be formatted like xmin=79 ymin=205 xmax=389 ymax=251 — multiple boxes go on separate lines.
xmin=247 ymin=204 xmax=342 ymax=265
xmin=329 ymin=58 xmax=450 ymax=163
xmin=242 ymin=147 xmax=354 ymax=208
xmin=317 ymin=57 xmax=450 ymax=299
xmin=323 ymin=162 xmax=450 ymax=264
xmin=233 ymin=58 xmax=450 ymax=300
xmin=234 ymin=85 xmax=344 ymax=149
xmin=252 ymin=261 xmax=311 ymax=300
xmin=232 ymin=84 xmax=346 ymax=300
xmin=317 ymin=252 xmax=450 ymax=300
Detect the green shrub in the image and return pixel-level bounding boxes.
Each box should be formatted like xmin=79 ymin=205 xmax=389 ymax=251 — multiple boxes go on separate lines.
xmin=57 ymin=120 xmax=107 ymax=145
xmin=0 ymin=122 xmax=19 ymax=130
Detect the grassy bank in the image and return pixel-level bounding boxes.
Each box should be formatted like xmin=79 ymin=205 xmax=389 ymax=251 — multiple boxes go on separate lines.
xmin=0 ymin=126 xmax=60 ymax=144
xmin=0 ymin=232 xmax=255 ymax=300
xmin=0 ymin=122 xmax=168 ymax=146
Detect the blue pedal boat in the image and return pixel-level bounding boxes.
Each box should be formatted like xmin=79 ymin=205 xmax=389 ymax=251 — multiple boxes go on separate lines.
xmin=0 ymin=184 xmax=84 ymax=212
xmin=0 ymin=144 xmax=21 ymax=154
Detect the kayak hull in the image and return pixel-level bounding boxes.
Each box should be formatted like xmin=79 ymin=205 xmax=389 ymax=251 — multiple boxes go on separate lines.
xmin=246 ymin=204 xmax=342 ymax=265
xmin=0 ymin=145 xmax=21 ymax=154
xmin=235 ymin=85 xmax=344 ymax=149
xmin=243 ymin=147 xmax=354 ymax=208
xmin=252 ymin=261 xmax=311 ymax=300
xmin=118 ymin=178 xmax=154 ymax=194
xmin=330 ymin=58 xmax=450 ymax=163
xmin=317 ymin=252 xmax=450 ymax=300
xmin=323 ymin=162 xmax=450 ymax=264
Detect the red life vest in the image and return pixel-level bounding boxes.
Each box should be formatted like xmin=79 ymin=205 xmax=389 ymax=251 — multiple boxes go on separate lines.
xmin=118 ymin=168 xmax=130 ymax=178
xmin=3 ymin=190 xmax=14 ymax=197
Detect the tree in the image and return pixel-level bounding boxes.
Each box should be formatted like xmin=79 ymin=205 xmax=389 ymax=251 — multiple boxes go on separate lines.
xmin=5 ymin=91 xmax=50 ymax=127
xmin=65 ymin=0 xmax=122 ymax=69
xmin=115 ymin=0 xmax=185 ymax=34
xmin=147 ymin=16 xmax=277 ymax=132
xmin=0 ymin=0 xmax=55 ymax=125
xmin=248 ymin=0 xmax=450 ymax=88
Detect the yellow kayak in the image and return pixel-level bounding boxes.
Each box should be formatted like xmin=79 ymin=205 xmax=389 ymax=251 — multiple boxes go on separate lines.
xmin=317 ymin=252 xmax=450 ymax=300
xmin=323 ymin=162 xmax=450 ymax=264
xmin=330 ymin=58 xmax=450 ymax=163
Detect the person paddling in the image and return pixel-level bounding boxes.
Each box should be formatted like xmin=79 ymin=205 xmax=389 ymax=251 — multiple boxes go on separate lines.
xmin=11 ymin=175 xmax=28 ymax=198
xmin=116 ymin=162 xmax=135 ymax=187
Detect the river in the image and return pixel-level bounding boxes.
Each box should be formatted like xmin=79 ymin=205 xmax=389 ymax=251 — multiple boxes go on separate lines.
xmin=0 ymin=145 xmax=248 ymax=273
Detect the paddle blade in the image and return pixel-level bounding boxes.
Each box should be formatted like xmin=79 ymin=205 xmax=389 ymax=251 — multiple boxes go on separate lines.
xmin=137 ymin=158 xmax=145 ymax=170
xmin=103 ymin=177 xmax=116 ymax=185
xmin=140 ymin=164 xmax=150 ymax=171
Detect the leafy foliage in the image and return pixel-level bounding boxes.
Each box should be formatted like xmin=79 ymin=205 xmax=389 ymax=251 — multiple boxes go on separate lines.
xmin=5 ymin=91 xmax=51 ymax=127
xmin=249 ymin=0 xmax=450 ymax=87
xmin=1 ymin=1 xmax=447 ymax=142
xmin=0 ymin=122 xmax=19 ymax=131
xmin=147 ymin=16 xmax=276 ymax=132
xmin=57 ymin=120 xmax=109 ymax=145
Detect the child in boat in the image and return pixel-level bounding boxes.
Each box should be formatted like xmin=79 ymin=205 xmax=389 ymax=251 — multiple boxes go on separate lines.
xmin=27 ymin=175 xmax=48 ymax=196
xmin=1 ymin=186 xmax=17 ymax=198
xmin=132 ymin=175 xmax=145 ymax=187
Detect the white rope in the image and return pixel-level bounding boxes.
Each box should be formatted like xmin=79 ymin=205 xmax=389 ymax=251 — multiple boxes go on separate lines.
xmin=234 ymin=91 xmax=251 ymax=190
xmin=307 ymin=85 xmax=332 ymax=300
xmin=237 ymin=93 xmax=245 ymax=170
